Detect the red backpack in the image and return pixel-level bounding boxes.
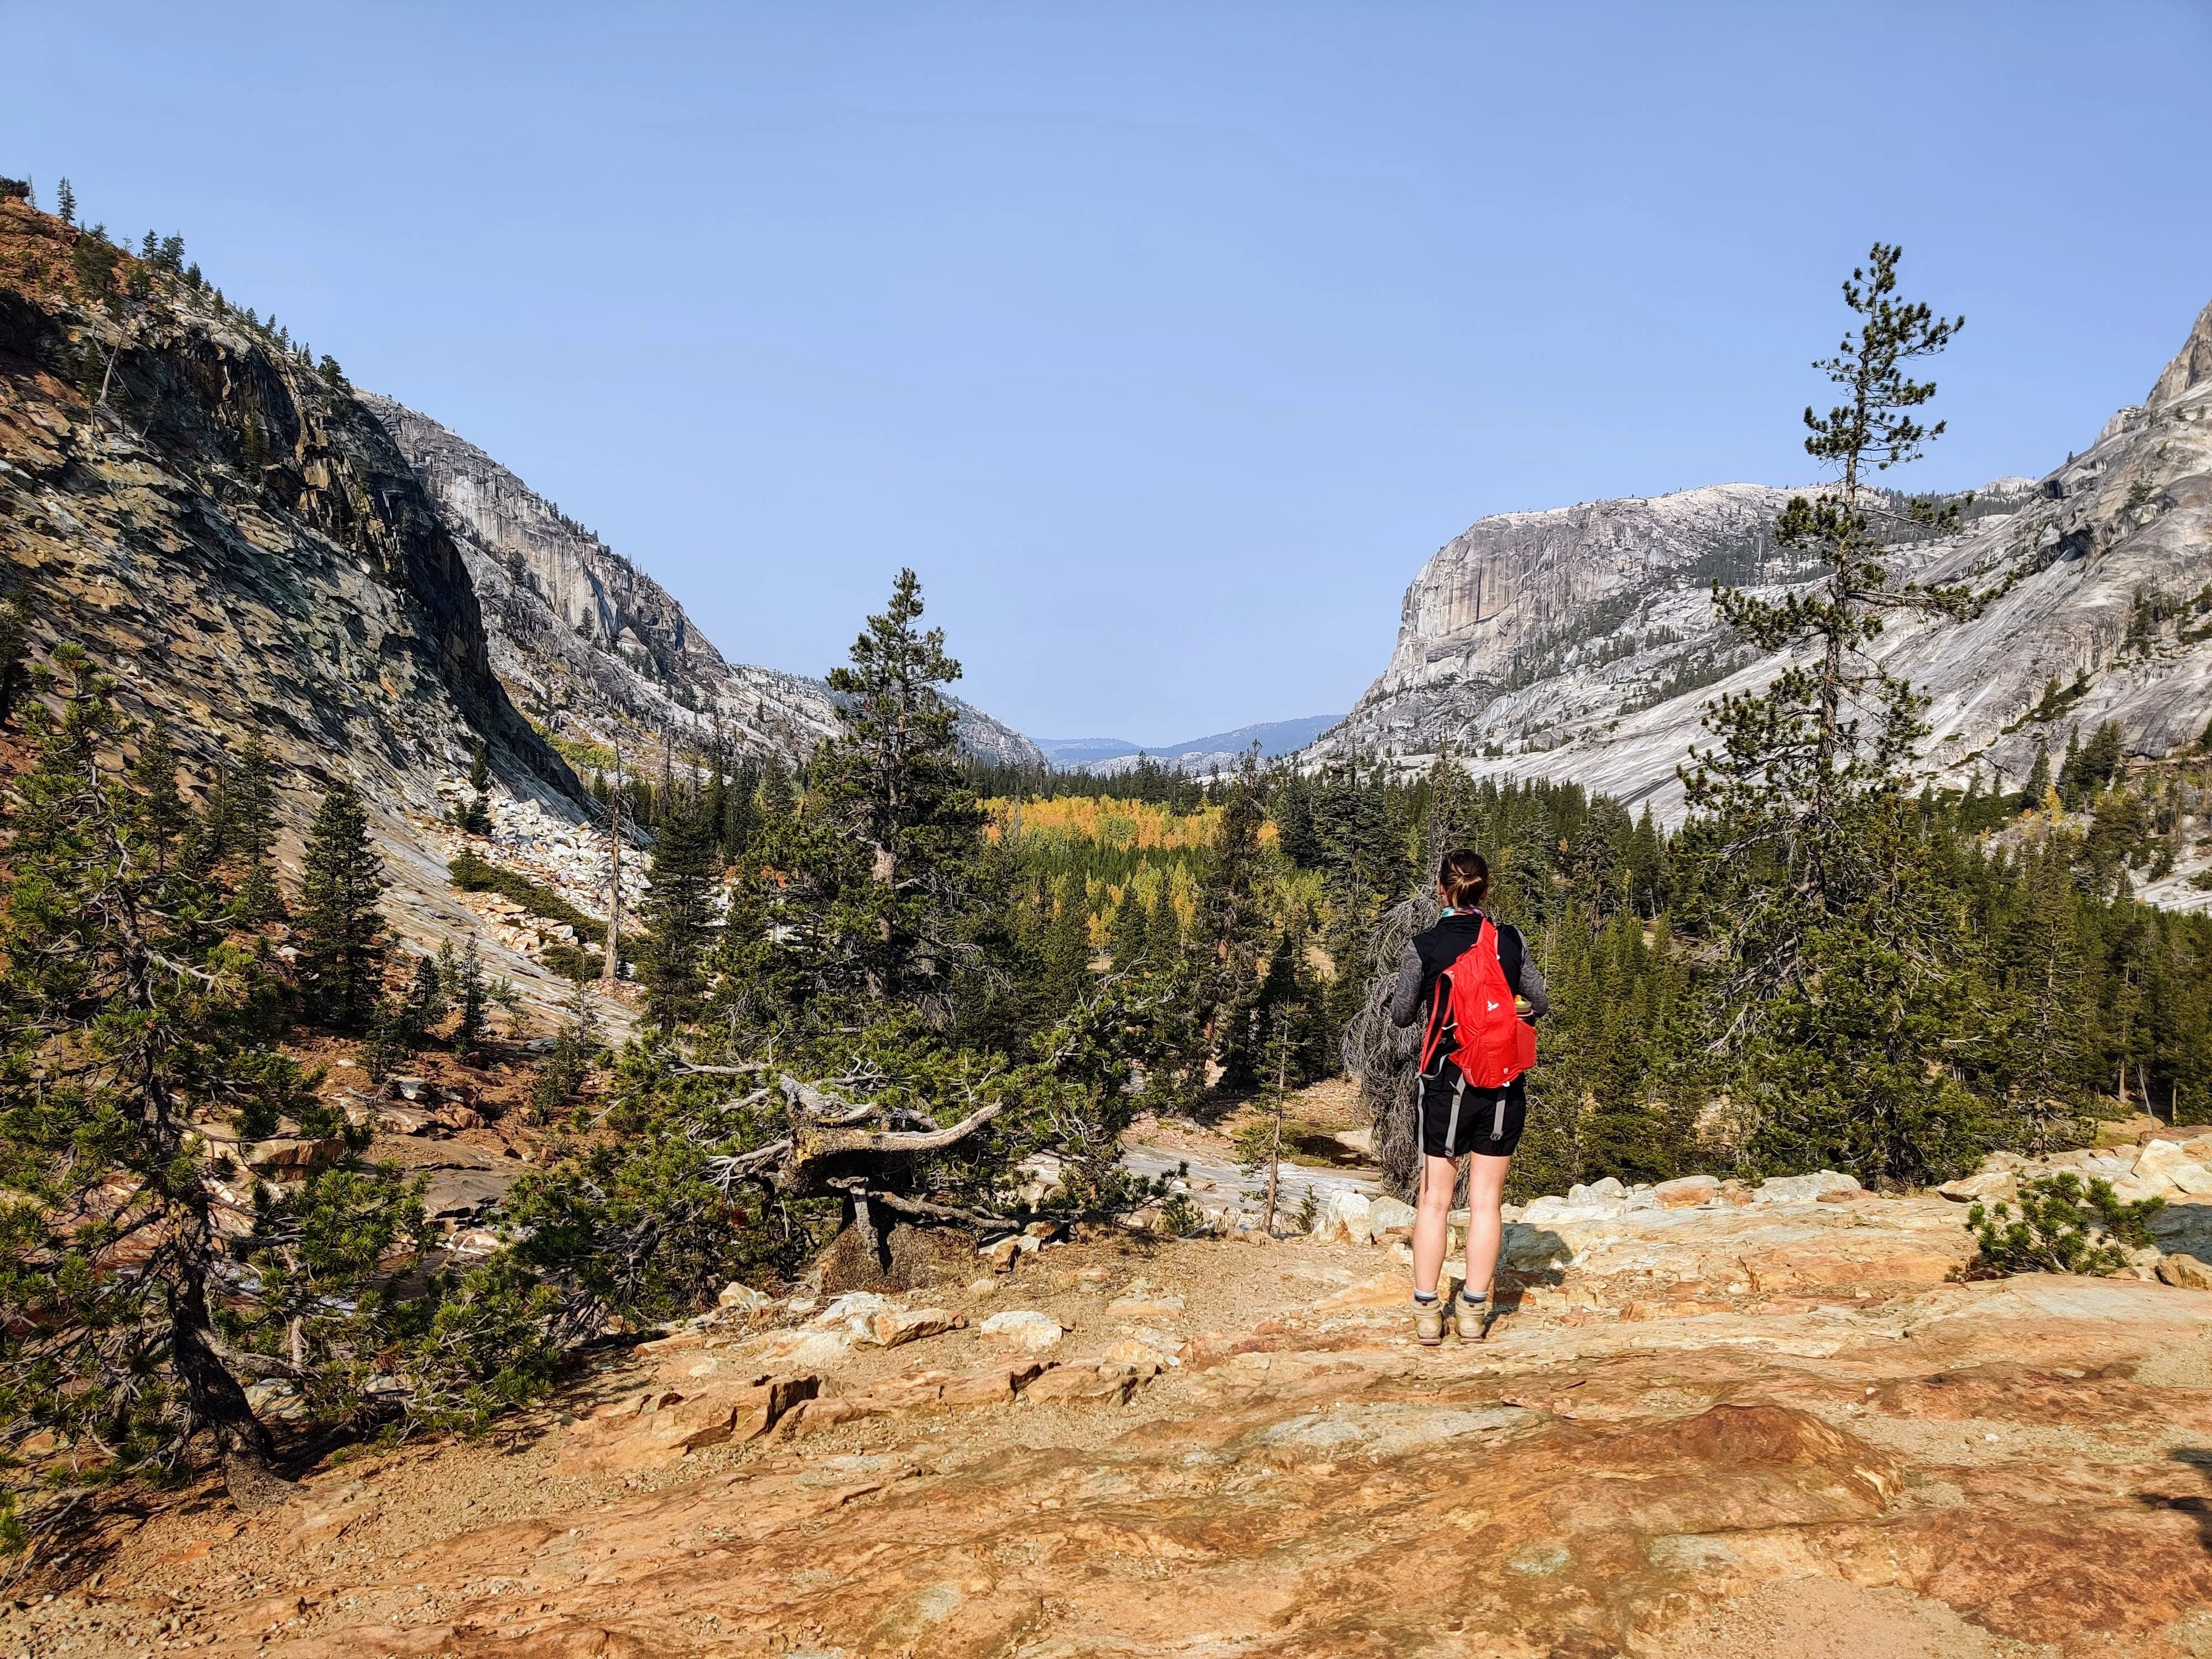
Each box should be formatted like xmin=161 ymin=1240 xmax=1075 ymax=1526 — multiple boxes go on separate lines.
xmin=1418 ymin=918 xmax=1537 ymax=1088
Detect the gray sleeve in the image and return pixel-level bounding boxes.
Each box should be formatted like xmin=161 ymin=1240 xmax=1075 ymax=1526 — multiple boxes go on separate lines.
xmin=1515 ymin=947 xmax=1549 ymax=1020
xmin=1385 ymin=942 xmax=1426 ymax=1028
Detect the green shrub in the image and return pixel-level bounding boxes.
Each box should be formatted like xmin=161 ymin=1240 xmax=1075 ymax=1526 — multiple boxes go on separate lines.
xmin=1158 ymin=1192 xmax=1204 ymax=1237
xmin=448 ymin=848 xmax=604 ymax=945
xmin=1966 ymin=1172 xmax=2164 ymax=1277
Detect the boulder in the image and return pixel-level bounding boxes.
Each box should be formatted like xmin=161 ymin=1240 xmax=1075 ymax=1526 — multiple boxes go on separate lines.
xmin=243 ymin=1137 xmax=347 ymax=1174
xmin=2156 ymin=1253 xmax=2212 ymax=1291
xmin=2138 ymin=1125 xmax=2212 ymax=1145
xmin=942 ymin=1361 xmax=1045 ymax=1407
xmin=562 ymin=1375 xmax=818 ymax=1469
xmin=1936 ymin=1170 xmax=2018 ymax=1204
xmin=1015 ymin=1155 xmax=1066 ymax=1208
xmin=1313 ymin=1189 xmax=1373 ymax=1244
xmin=981 ymin=1235 xmax=1038 ymax=1272
xmin=432 ymin=1100 xmax=485 ymax=1131
xmin=1099 ymin=1338 xmax=1168 ymax=1375
xmin=1520 ymin=1195 xmax=1623 ymax=1224
xmin=1652 ymin=1175 xmax=1719 ymax=1209
xmin=979 ymin=1310 xmax=1065 ymax=1352
xmin=1569 ymin=1177 xmax=1627 ymax=1204
xmin=1022 ymin=1363 xmax=1143 ymax=1406
xmin=2134 ymin=1141 xmax=2212 ymax=1196
xmin=815 ymin=1291 xmax=896 ymax=1328
xmin=858 ymin=1307 xmax=966 ymax=1349
xmin=761 ymin=1328 xmax=856 ymax=1367
xmin=1106 ymin=1292 xmax=1185 ymax=1318
xmin=1317 ymin=1270 xmax=1413 ymax=1310
xmin=1752 ymin=1170 xmax=1862 ymax=1205
xmin=1366 ymin=1197 xmax=1417 ymax=1240
xmin=717 ymin=1281 xmax=770 ymax=1313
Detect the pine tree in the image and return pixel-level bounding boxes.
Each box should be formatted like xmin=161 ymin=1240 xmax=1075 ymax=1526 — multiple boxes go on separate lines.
xmin=2079 ymin=720 xmax=2124 ymax=797
xmin=296 ymin=780 xmax=388 ymax=1031
xmin=2022 ymin=739 xmax=2053 ymax=812
xmin=460 ymin=740 xmax=493 ymax=836
xmin=403 ymin=951 xmax=446 ymax=1040
xmin=1420 ymin=747 xmax=1473 ymax=881
xmin=722 ymin=759 xmax=761 ymax=860
xmin=757 ymin=755 xmax=795 ymax=823
xmin=229 ymin=735 xmax=285 ymax=924
xmin=133 ymin=719 xmax=190 ymax=874
xmin=54 ymin=176 xmax=74 ymax=225
xmin=637 ymin=790 xmax=719 ymax=1034
xmin=530 ymin=975 xmax=601 ymax=1119
xmin=1108 ymin=884 xmax=1149 ymax=968
xmin=0 ymin=591 xmax=32 ymax=723
xmin=1190 ymin=751 xmax=1270 ymax=1089
xmin=806 ymin=570 xmax=985 ymax=1011
xmin=0 ymin=648 xmax=319 ymax=1512
xmin=1669 ymin=247 xmax=2008 ymax=1183
xmin=2057 ymin=726 xmax=2084 ymax=807
xmin=1997 ymin=843 xmax=2096 ymax=1150
xmin=1039 ymin=873 xmax=1094 ymax=1012
xmin=702 ymin=757 xmax=729 ymax=863
xmin=1626 ymin=805 xmax=1665 ymax=917
xmin=1272 ymin=774 xmax=1318 ymax=868
xmin=1146 ymin=881 xmax=1182 ymax=962
xmin=1682 ymin=244 xmax=1966 ymax=1004
xmin=454 ymin=936 xmax=487 ymax=1056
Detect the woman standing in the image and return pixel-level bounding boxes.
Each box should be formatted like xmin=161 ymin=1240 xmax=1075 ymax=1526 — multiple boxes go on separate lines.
xmin=1386 ymin=849 xmax=1546 ymax=1345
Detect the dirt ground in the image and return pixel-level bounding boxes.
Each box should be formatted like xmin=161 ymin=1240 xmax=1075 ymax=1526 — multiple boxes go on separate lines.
xmin=12 ymin=1178 xmax=2212 ymax=1658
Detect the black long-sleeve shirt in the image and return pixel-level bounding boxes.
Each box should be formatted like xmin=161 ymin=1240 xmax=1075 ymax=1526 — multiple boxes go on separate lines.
xmin=1385 ymin=910 xmax=1548 ymax=1035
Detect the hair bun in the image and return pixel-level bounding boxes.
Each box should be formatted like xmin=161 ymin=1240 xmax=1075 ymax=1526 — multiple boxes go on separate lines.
xmin=1438 ymin=848 xmax=1488 ymax=908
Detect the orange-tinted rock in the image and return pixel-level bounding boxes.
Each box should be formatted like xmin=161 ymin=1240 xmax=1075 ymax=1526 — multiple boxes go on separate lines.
xmin=560 ymin=1375 xmax=816 ymax=1468
xmin=1020 ymin=1363 xmax=1142 ymax=1406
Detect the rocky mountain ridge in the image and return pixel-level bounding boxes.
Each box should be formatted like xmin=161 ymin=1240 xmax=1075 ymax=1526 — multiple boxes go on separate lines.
xmin=0 ymin=196 xmax=602 ymax=1006
xmin=1312 ymin=293 xmax=2212 ymax=855
xmin=361 ymin=395 xmax=1046 ymax=771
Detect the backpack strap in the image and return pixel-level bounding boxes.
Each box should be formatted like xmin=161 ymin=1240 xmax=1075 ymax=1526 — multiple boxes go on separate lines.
xmin=1416 ymin=916 xmax=1485 ymax=1075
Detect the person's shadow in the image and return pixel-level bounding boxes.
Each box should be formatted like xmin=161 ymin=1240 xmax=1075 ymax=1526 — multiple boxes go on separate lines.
xmin=2150 ymin=1448 xmax=2212 ymax=1552
xmin=1490 ymin=1224 xmax=1572 ymax=1321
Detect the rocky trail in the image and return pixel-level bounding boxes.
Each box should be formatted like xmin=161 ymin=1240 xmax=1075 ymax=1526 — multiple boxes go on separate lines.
xmin=19 ymin=1131 xmax=2212 ymax=1659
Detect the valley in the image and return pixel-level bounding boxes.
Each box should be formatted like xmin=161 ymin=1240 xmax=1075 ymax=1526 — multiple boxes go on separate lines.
xmin=6 ymin=173 xmax=2212 ymax=1659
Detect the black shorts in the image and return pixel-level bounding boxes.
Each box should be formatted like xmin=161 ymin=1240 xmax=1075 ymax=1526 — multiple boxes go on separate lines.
xmin=1417 ymin=1062 xmax=1525 ymax=1159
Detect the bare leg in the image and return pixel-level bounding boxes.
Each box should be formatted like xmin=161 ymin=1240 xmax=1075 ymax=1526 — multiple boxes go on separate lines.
xmin=1411 ymin=1153 xmax=1459 ymax=1297
xmin=1461 ymin=1152 xmax=1511 ymax=1296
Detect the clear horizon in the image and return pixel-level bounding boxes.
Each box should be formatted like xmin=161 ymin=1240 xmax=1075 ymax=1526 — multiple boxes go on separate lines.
xmin=6 ymin=2 xmax=2209 ymax=742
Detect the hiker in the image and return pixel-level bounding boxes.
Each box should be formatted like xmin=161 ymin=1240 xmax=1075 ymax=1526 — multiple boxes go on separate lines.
xmin=1387 ymin=848 xmax=1546 ymax=1345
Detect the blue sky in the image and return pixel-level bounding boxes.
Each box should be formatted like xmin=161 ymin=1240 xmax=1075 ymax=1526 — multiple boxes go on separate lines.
xmin=6 ymin=3 xmax=2209 ymax=742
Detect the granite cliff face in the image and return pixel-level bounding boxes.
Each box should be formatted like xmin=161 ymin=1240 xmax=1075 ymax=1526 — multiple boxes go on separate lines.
xmin=1316 ymin=294 xmax=2212 ymax=841
xmin=0 ymin=197 xmax=606 ymax=1003
xmin=0 ymin=206 xmax=581 ymax=820
xmin=361 ymin=395 xmax=1045 ymax=770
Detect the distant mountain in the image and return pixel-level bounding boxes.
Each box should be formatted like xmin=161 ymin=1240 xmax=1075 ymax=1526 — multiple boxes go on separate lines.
xmin=1055 ymin=714 xmax=1342 ymax=776
xmin=1035 ymin=735 xmax=1145 ymax=766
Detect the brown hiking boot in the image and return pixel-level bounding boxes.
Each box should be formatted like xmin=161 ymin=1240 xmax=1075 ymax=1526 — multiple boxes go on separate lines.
xmin=1452 ymin=1296 xmax=1489 ymax=1343
xmin=1413 ymin=1299 xmax=1445 ymax=1346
